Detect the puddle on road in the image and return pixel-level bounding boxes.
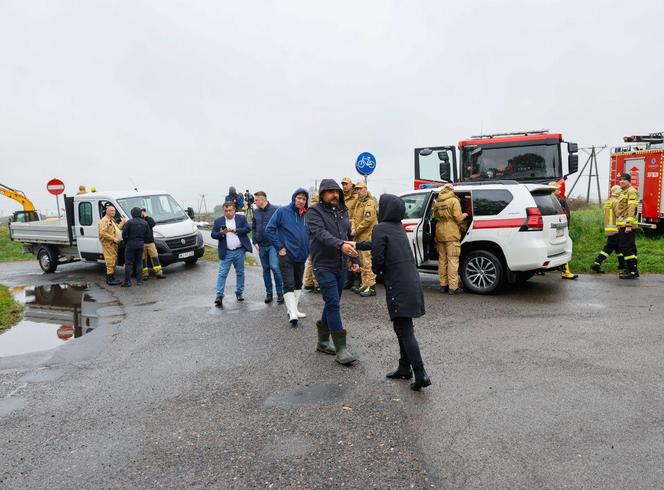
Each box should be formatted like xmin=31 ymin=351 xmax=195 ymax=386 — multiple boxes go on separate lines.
xmin=264 ymin=383 xmax=348 ymax=409
xmin=0 ymin=282 xmax=120 ymax=357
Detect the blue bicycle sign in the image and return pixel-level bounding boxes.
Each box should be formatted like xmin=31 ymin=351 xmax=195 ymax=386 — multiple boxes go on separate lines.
xmin=355 ymin=152 xmax=377 ymax=176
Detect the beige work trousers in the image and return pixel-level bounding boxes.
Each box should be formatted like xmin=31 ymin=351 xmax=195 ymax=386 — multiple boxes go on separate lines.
xmin=437 ymin=241 xmax=461 ymax=289
xmin=303 ymin=255 xmax=317 ymax=287
xmin=359 ymin=250 xmax=376 ymax=288
xmin=102 ymin=241 xmax=118 ymax=275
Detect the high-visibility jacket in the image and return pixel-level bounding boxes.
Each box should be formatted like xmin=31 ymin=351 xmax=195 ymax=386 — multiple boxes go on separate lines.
xmin=603 ymin=197 xmax=619 ymax=236
xmin=616 ymin=185 xmax=639 ymax=228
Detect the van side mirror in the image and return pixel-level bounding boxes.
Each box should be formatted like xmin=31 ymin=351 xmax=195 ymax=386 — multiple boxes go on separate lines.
xmin=186 ymin=207 xmax=195 ymax=219
xmin=568 ymin=154 xmax=579 ymax=174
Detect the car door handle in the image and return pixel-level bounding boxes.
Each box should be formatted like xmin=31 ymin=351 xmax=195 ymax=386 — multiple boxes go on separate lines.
xmin=80 ymin=227 xmax=84 ymax=235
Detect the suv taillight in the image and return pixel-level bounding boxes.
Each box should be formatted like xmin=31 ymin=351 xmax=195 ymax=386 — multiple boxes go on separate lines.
xmin=520 ymin=207 xmax=543 ymax=231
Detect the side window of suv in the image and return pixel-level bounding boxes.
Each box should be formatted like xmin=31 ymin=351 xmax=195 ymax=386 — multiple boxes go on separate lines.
xmin=472 ymin=190 xmax=513 ymax=216
xmin=402 ymin=193 xmax=429 ymax=219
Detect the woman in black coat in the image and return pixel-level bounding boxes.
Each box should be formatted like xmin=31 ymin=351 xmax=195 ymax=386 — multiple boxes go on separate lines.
xmin=357 ymin=194 xmax=431 ymax=391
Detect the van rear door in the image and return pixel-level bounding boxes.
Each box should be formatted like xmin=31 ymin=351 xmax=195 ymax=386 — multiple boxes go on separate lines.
xmin=530 ymin=189 xmax=568 ymax=256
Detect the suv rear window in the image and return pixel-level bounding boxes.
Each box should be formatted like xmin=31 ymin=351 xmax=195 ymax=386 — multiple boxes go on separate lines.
xmin=531 ymin=192 xmax=564 ymax=215
xmin=402 ymin=193 xmax=428 ymax=219
xmin=472 ymin=190 xmax=513 ymax=216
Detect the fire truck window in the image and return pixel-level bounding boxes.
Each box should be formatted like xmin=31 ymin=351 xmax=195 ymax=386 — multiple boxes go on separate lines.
xmin=472 ymin=190 xmax=513 ymax=216
xmin=402 ymin=193 xmax=428 ymax=219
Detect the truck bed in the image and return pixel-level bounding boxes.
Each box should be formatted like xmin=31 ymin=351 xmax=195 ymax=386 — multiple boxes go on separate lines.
xmin=9 ymin=217 xmax=73 ymax=245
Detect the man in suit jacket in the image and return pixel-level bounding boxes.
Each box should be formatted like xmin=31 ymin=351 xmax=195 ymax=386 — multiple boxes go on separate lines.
xmin=211 ymin=201 xmax=253 ymax=309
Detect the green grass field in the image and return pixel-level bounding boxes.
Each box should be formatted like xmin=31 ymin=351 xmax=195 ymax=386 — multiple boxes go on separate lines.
xmin=0 ymin=225 xmax=32 ymax=262
xmin=0 ymin=284 xmax=23 ymax=332
xmin=569 ymin=208 xmax=664 ymax=273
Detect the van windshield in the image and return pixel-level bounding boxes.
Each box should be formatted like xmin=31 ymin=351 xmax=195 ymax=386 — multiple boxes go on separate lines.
xmin=117 ymin=194 xmax=187 ymax=224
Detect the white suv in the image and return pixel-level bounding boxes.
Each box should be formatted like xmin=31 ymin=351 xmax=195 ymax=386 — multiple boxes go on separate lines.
xmin=400 ymin=181 xmax=572 ymax=293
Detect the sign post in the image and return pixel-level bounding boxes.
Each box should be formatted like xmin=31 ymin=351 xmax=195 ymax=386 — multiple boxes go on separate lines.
xmin=355 ymin=152 xmax=377 ymax=184
xmin=47 ymin=178 xmax=65 ymax=218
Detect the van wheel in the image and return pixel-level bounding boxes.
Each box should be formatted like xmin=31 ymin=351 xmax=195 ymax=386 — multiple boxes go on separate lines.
xmin=38 ymin=247 xmax=58 ymax=273
xmin=461 ymin=250 xmax=503 ymax=294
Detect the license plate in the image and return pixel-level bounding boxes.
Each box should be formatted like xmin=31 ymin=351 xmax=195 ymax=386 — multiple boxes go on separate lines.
xmin=556 ymin=228 xmax=564 ymax=238
xmin=178 ymin=250 xmax=195 ymax=259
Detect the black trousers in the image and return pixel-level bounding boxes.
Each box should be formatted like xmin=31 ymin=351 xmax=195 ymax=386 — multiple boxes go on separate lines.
xmin=618 ymin=228 xmax=638 ymax=270
xmin=124 ymin=246 xmax=144 ymax=283
xmin=279 ymin=253 xmax=305 ymax=293
xmin=595 ymin=235 xmax=623 ymax=264
xmin=392 ymin=317 xmax=424 ymax=369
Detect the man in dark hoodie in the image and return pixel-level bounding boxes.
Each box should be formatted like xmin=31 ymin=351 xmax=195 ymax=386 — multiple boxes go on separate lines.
xmin=357 ymin=194 xmax=431 ymax=391
xmin=225 ymin=186 xmax=245 ymax=213
xmin=307 ymin=179 xmax=360 ymax=365
xmin=121 ymin=207 xmax=150 ymax=287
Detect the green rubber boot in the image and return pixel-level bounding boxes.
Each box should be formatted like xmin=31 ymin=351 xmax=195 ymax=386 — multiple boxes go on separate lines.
xmin=330 ymin=329 xmax=357 ymax=365
xmin=316 ymin=321 xmax=336 ymax=355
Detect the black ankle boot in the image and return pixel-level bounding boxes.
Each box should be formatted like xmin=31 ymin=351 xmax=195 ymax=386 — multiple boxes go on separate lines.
xmin=106 ymin=274 xmax=121 ymax=286
xmin=386 ymin=361 xmax=412 ymax=380
xmin=410 ymin=365 xmax=431 ymax=391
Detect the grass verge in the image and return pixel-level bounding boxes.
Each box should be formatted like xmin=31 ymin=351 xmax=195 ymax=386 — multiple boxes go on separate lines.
xmin=569 ymin=208 xmax=664 ymax=273
xmin=202 ymin=246 xmax=258 ymax=266
xmin=0 ymin=225 xmax=32 ymax=262
xmin=0 ymin=284 xmax=23 ymax=332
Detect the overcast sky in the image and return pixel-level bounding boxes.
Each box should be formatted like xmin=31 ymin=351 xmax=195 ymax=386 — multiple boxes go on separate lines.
xmin=2 ymin=0 xmax=663 ymax=215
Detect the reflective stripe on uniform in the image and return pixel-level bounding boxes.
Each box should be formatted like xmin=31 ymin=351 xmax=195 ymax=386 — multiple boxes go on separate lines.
xmin=624 ymin=255 xmax=637 ymax=260
xmin=599 ymin=251 xmax=609 ymax=257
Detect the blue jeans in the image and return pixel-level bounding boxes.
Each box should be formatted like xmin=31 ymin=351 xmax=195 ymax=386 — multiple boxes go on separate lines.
xmin=314 ymin=268 xmax=347 ymax=332
xmin=216 ymin=249 xmax=245 ymax=298
xmin=258 ymin=244 xmax=283 ymax=295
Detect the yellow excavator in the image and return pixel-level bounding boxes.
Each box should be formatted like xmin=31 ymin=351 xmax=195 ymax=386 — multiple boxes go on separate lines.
xmin=1 ymin=183 xmax=40 ymax=222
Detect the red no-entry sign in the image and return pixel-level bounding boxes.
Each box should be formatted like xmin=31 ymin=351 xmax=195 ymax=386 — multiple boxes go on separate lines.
xmin=47 ymin=178 xmax=65 ymax=196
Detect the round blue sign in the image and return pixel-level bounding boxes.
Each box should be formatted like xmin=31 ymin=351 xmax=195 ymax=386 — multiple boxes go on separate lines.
xmin=355 ymin=152 xmax=376 ymax=176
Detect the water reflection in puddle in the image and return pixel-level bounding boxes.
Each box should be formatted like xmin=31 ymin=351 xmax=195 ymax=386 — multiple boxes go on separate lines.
xmin=1 ymin=283 xmax=110 ymax=357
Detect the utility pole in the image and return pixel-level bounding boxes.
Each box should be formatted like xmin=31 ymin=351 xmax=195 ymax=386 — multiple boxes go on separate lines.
xmin=568 ymin=145 xmax=606 ymax=204
xmin=198 ymin=194 xmax=208 ymax=215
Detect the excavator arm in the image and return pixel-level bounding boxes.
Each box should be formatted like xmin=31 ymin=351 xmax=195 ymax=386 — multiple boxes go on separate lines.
xmin=1 ymin=183 xmax=36 ymax=211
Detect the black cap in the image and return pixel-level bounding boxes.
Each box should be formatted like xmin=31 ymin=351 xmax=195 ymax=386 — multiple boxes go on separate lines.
xmin=620 ymin=173 xmax=631 ymax=181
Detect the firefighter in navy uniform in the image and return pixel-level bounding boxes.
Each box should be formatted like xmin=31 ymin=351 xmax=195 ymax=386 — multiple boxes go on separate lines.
xmin=591 ymin=185 xmax=625 ymax=273
xmin=616 ymin=173 xmax=640 ymax=279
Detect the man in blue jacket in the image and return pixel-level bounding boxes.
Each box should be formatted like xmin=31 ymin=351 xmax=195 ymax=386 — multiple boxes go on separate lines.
xmin=211 ymin=202 xmax=252 ymax=309
xmin=252 ymin=191 xmax=284 ymax=304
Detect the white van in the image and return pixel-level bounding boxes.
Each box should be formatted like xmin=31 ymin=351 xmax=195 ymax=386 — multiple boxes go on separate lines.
xmin=9 ymin=190 xmax=205 ymax=273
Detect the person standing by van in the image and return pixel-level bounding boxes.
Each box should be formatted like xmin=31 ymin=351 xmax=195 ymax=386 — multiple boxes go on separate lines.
xmin=121 ymin=207 xmax=149 ymax=287
xmin=98 ymin=205 xmax=126 ymax=286
xmin=141 ymin=208 xmax=165 ymax=280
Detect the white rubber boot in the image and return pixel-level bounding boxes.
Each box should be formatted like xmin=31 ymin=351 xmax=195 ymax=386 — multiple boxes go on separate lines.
xmin=294 ymin=289 xmax=306 ymax=318
xmin=283 ymin=292 xmax=298 ymax=325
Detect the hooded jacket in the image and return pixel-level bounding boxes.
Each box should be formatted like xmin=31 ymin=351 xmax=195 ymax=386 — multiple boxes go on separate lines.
xmin=122 ymin=207 xmax=149 ymax=248
xmin=265 ymin=188 xmax=310 ymax=262
xmin=225 ymin=186 xmax=245 ymax=211
xmin=361 ymin=194 xmax=425 ymax=320
xmin=433 ymin=188 xmax=465 ymax=242
xmin=307 ymin=179 xmax=358 ymax=272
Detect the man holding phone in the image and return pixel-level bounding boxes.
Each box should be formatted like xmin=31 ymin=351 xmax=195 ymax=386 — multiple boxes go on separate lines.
xmin=211 ymin=201 xmax=252 ymax=308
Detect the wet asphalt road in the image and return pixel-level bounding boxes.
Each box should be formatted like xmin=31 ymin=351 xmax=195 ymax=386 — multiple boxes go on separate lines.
xmin=0 ymin=260 xmax=662 ymax=489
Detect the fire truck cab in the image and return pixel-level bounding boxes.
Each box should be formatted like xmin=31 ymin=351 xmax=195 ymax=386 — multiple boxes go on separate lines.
xmin=610 ymin=132 xmax=664 ymax=231
xmin=414 ymin=130 xmax=579 ymax=189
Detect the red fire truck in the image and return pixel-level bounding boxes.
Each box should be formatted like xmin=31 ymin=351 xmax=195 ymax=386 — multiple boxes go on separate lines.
xmin=610 ymin=132 xmax=664 ymax=231
xmin=414 ymin=129 xmax=579 ymax=189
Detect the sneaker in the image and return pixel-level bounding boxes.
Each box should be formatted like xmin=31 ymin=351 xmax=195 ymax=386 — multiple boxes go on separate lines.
xmin=359 ymin=286 xmax=376 ymax=297
xmin=214 ymin=296 xmax=223 ymax=308
xmin=264 ymin=293 xmax=273 ymax=304
xmin=236 ymin=293 xmax=245 ymax=302
xmin=277 ymin=293 xmax=285 ymax=304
